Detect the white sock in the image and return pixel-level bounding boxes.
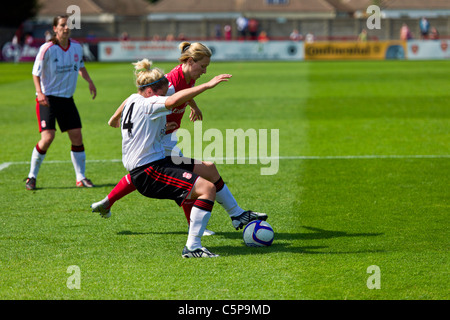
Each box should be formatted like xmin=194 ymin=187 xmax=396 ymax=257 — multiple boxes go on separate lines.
xmin=71 ymin=150 xmax=86 ymax=181
xmin=186 ymin=202 xmax=212 ymax=250
xmin=28 ymin=146 xmax=46 ymax=178
xmin=216 ymin=184 xmax=244 ymax=217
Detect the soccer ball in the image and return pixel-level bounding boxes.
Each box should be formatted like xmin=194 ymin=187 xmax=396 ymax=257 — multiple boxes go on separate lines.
xmin=243 ymin=220 xmax=274 ymax=247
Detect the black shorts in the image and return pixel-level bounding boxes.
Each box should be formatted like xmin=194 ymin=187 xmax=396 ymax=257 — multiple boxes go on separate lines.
xmin=36 ymin=95 xmax=82 ymax=132
xmin=130 ymin=157 xmax=198 ymax=206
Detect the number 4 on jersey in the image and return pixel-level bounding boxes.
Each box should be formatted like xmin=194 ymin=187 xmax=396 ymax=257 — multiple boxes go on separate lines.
xmin=122 ymin=102 xmax=134 ymax=136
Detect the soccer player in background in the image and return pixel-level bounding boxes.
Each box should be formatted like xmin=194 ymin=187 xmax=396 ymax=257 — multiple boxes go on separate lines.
xmin=25 ymin=15 xmax=97 ymax=190
xmin=114 ymin=59 xmax=264 ymax=257
xmin=92 ymin=42 xmax=264 ymax=234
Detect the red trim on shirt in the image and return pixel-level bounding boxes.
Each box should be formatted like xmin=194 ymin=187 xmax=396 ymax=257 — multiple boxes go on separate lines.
xmin=38 ymin=42 xmax=54 ymax=61
xmin=58 ymin=39 xmax=71 ymax=52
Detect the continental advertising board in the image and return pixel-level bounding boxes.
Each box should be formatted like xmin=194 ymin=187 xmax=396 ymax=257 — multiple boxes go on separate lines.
xmin=304 ymin=41 xmax=407 ymax=60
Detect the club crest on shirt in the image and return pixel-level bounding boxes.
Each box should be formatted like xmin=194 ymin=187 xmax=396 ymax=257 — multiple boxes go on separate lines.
xmin=182 ymin=172 xmax=192 ymax=180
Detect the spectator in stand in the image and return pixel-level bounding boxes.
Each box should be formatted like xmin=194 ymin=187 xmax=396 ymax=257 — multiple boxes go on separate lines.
xmin=400 ymin=23 xmax=413 ymax=41
xmin=236 ymin=15 xmax=248 ymax=40
xmin=258 ymin=31 xmax=269 ymax=43
xmin=120 ymin=31 xmax=129 ymax=41
xmin=358 ymin=29 xmax=368 ymax=42
xmin=429 ymin=27 xmax=439 ymax=40
xmin=289 ymin=29 xmax=302 ymax=41
xmin=305 ymin=32 xmax=315 ymax=43
xmin=419 ymin=17 xmax=430 ymax=39
xmin=248 ymin=18 xmax=259 ymax=40
xmin=214 ymin=24 xmax=222 ymax=40
xmin=224 ymin=25 xmax=232 ymax=41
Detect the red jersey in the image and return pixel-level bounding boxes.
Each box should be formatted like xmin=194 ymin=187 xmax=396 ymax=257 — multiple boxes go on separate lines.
xmin=165 ymin=64 xmax=195 ymax=134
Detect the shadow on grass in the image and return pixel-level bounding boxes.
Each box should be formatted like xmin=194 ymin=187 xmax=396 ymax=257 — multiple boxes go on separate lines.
xmin=117 ymin=226 xmax=384 ymax=255
xmin=41 ymin=183 xmax=118 ymax=190
xmin=214 ymin=225 xmax=384 ymax=255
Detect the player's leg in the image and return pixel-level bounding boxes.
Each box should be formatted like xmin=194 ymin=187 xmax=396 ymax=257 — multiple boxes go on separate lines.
xmin=67 ymin=128 xmax=93 ymax=187
xmin=182 ymin=177 xmax=218 ymax=258
xmin=91 ymin=174 xmax=137 ymax=217
xmin=108 ymin=174 xmax=136 ymax=205
xmin=37 ymin=129 xmax=55 ymax=151
xmin=193 ymin=160 xmax=268 ymax=230
xmin=169 ymin=146 xmax=197 ymax=228
xmin=168 ymin=155 xmax=216 ymax=235
xmin=92 ymin=142 xmax=178 ymax=220
xmin=129 ymin=159 xmax=218 ymax=257
xmin=26 ymin=129 xmax=55 ymax=190
xmin=192 ymin=160 xmax=243 ymax=216
xmin=56 ymin=97 xmax=93 ymax=188
xmin=181 ymin=198 xmax=194 ymax=224
xmin=26 ymin=98 xmax=56 ymax=190
xmin=90 ymin=172 xmax=216 ymax=230
xmin=181 ymin=198 xmax=215 ymax=236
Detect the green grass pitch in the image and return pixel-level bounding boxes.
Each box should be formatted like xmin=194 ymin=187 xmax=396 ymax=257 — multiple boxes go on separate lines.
xmin=0 ymin=59 xmax=448 ymax=300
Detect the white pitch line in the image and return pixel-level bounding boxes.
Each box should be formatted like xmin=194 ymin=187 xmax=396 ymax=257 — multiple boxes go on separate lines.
xmin=1 ymin=155 xmax=449 ymax=172
xmin=276 ymin=155 xmax=450 ymax=160
xmin=0 ymin=159 xmax=122 ymax=172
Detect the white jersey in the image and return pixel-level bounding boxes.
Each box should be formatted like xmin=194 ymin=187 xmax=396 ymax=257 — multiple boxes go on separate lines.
xmin=121 ymin=94 xmax=172 ymax=171
xmin=32 ymin=39 xmax=85 ymax=98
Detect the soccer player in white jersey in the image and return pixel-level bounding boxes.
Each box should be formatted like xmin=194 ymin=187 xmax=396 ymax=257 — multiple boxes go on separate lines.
xmin=25 ymin=15 xmax=97 ymax=190
xmin=92 ymin=42 xmax=266 ymax=236
xmin=115 ymin=59 xmax=266 ymax=257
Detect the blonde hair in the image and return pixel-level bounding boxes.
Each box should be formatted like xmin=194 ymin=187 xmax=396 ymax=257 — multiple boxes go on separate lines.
xmin=179 ymin=42 xmax=212 ymax=63
xmin=132 ymin=59 xmax=168 ymax=91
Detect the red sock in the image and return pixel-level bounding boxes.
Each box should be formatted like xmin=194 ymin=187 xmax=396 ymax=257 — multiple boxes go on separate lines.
xmin=107 ymin=174 xmax=136 ymax=207
xmin=182 ymin=199 xmax=195 ymax=225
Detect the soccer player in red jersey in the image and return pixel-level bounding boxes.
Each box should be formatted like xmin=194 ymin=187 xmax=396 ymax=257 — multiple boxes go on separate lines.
xmin=92 ymin=43 xmax=267 ymax=234
xmin=109 ymin=59 xmax=265 ymax=257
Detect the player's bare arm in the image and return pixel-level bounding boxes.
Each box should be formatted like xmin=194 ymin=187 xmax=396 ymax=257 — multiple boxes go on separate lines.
xmin=108 ymin=99 xmax=178 ymax=133
xmin=79 ymin=67 xmax=97 ymax=99
xmin=188 ymin=99 xmax=203 ymax=122
xmin=108 ymin=99 xmax=127 ymax=127
xmin=165 ymin=74 xmax=232 ymax=110
xmin=33 ymin=75 xmax=49 ymax=107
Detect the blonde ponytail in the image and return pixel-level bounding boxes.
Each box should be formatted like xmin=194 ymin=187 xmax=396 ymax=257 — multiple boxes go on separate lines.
xmin=178 ymin=42 xmax=212 ymax=63
xmin=132 ymin=59 xmax=168 ymax=90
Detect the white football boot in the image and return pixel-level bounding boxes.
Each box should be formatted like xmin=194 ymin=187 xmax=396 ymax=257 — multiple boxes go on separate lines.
xmin=91 ymin=197 xmax=111 ymax=218
xmin=231 ymin=210 xmax=268 ymax=230
xmin=182 ymin=246 xmax=219 ymax=258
